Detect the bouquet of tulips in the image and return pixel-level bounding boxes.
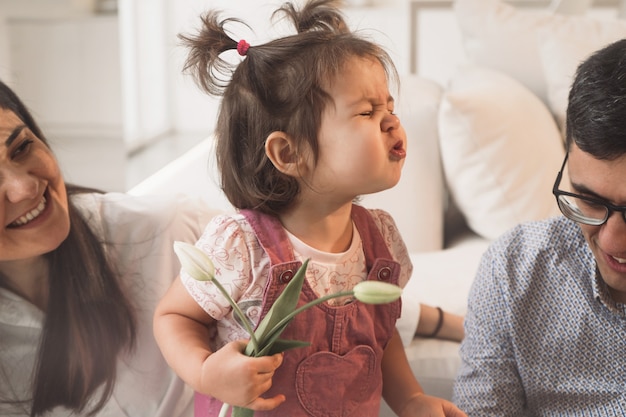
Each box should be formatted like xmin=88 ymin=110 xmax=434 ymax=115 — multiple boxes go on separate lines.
xmin=174 ymin=241 xmax=403 ymax=417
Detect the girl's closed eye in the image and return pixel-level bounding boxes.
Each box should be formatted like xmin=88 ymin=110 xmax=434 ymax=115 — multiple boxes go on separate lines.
xmin=358 ymin=105 xmax=390 ymax=117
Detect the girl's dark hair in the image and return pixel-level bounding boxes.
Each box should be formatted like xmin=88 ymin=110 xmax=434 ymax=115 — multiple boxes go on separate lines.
xmin=0 ymin=80 xmax=137 ymax=416
xmin=180 ymin=0 xmax=398 ymax=215
xmin=566 ymin=38 xmax=626 ymax=159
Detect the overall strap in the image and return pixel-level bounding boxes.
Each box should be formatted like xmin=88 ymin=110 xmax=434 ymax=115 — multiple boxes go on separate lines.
xmin=239 ymin=209 xmax=295 ymax=264
xmin=350 ymin=204 xmax=395 ymax=270
xmin=242 ymin=205 xmax=394 ymax=268
xmin=239 ymin=209 xmax=301 ymax=319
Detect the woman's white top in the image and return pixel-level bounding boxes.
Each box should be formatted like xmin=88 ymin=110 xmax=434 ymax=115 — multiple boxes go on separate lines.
xmin=0 ymin=192 xmax=218 ymax=417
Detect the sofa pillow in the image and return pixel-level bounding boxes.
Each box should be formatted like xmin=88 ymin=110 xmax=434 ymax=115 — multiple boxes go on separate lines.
xmin=454 ymin=0 xmax=626 ymax=107
xmin=454 ymin=0 xmax=555 ymax=103
xmin=438 ymin=66 xmax=564 ymax=240
xmin=537 ymin=21 xmax=626 ymax=134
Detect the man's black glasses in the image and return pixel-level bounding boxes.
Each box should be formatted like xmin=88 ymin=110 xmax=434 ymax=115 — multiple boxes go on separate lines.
xmin=552 ymin=153 xmax=626 ymax=226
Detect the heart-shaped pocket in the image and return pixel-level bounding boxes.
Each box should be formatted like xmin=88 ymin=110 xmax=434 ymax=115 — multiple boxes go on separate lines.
xmin=295 ymin=345 xmax=380 ymax=417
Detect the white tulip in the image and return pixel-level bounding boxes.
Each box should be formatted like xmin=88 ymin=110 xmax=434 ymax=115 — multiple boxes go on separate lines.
xmin=352 ymin=281 xmax=403 ymax=304
xmin=173 ymin=241 xmax=215 ymax=282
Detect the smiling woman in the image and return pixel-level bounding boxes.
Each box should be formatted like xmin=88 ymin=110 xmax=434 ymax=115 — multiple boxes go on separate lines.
xmin=0 ymin=109 xmax=69 ymax=267
xmin=0 ymin=79 xmax=216 ymax=417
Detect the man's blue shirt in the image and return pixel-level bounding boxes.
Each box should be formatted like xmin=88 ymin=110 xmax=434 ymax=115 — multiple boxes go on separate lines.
xmin=454 ymin=215 xmax=626 ymax=416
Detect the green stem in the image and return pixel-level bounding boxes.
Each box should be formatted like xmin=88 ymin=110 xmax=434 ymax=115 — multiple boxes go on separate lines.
xmin=232 ymin=406 xmax=255 ymax=417
xmin=260 ymin=291 xmax=354 ymax=346
xmin=219 ymin=403 xmax=254 ymax=417
xmin=210 ymin=277 xmax=259 ymax=352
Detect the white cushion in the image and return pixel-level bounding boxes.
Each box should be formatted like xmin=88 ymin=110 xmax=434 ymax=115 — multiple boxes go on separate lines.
xmin=454 ymin=0 xmax=555 ymax=103
xmin=454 ymin=0 xmax=626 ymax=108
xmin=129 ymin=138 xmax=235 ymax=213
xmin=538 ymin=20 xmax=626 ymax=133
xmin=438 ymin=66 xmax=564 ymax=240
xmin=361 ymin=75 xmax=445 ymax=253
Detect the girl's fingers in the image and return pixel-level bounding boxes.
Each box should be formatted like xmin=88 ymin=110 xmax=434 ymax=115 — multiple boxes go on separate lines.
xmin=245 ymin=394 xmax=286 ymax=411
xmin=256 ymin=352 xmax=284 ymax=374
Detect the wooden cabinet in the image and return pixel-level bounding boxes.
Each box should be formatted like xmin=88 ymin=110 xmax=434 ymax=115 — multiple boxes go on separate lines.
xmin=8 ymin=15 xmax=123 ymax=139
xmin=7 ymin=15 xmax=127 ymax=191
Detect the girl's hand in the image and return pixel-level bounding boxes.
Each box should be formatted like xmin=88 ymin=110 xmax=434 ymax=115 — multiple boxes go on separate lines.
xmin=399 ymin=393 xmax=467 ymax=417
xmin=201 ymin=339 xmax=286 ymax=411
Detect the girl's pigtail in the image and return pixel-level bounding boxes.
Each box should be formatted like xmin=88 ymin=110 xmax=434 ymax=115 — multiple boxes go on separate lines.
xmin=179 ymin=11 xmax=248 ymax=96
xmin=276 ymin=0 xmax=349 ymax=35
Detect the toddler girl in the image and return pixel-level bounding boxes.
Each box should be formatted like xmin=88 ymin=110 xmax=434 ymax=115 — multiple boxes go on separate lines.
xmin=154 ymin=1 xmax=466 ymax=416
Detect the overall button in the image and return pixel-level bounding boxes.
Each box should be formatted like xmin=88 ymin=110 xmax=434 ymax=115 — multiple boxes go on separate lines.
xmin=279 ymin=269 xmax=294 ymax=283
xmin=377 ymin=266 xmax=391 ymax=280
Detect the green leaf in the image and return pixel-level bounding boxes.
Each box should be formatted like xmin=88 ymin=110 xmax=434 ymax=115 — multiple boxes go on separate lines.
xmin=244 ymin=259 xmax=310 ymax=356
xmin=262 ymin=338 xmax=310 ymax=356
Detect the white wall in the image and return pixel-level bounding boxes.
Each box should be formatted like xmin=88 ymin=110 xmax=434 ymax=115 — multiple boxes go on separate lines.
xmin=163 ymin=0 xmax=299 ymax=135
xmin=2 ymin=0 xmax=174 ymax=151
xmin=0 ymin=0 xmax=464 ymax=143
xmin=119 ymin=0 xmax=170 ymax=150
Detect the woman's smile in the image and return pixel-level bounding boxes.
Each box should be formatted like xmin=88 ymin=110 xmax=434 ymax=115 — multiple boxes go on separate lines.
xmin=0 ymin=108 xmax=70 ymax=261
xmin=9 ymin=196 xmax=47 ymax=227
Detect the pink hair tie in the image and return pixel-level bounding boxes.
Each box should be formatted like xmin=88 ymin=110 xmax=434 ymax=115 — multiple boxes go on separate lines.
xmin=237 ymin=39 xmax=250 ymax=56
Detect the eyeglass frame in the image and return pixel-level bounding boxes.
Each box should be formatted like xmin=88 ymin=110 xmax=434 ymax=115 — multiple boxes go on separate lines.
xmin=552 ymin=152 xmax=626 ymax=226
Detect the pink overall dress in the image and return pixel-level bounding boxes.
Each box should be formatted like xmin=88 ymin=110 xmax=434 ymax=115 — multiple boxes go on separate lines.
xmin=195 ymin=204 xmax=402 ymax=417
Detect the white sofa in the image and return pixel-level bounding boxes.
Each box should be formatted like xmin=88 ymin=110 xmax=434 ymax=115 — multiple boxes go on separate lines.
xmin=130 ymin=0 xmax=626 ymax=413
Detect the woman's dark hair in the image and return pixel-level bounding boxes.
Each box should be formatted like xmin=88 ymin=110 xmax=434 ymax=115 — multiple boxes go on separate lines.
xmin=0 ymin=80 xmax=137 ymax=416
xmin=180 ymin=0 xmax=398 ymax=215
xmin=566 ymin=38 xmax=626 ymax=159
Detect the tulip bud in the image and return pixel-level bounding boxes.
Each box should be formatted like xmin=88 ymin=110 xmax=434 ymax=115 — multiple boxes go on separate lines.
xmin=352 ymin=281 xmax=402 ymax=304
xmin=173 ymin=241 xmax=215 ymax=282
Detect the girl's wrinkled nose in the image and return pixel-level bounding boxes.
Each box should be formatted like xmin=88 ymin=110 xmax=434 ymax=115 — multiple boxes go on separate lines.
xmin=381 ymin=113 xmax=400 ymax=133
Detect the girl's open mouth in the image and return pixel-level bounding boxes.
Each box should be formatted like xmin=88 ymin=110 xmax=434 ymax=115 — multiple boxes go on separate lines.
xmin=390 ymin=141 xmax=406 ymax=160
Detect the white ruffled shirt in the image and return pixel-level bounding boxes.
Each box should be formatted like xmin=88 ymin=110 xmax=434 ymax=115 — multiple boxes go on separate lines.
xmin=0 ymin=193 xmax=218 ymax=417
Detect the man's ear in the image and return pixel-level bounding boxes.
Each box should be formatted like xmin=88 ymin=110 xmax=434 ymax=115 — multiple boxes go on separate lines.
xmin=265 ymin=131 xmax=301 ymax=176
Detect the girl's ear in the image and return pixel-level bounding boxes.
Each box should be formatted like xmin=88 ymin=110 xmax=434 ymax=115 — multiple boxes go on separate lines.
xmin=265 ymin=131 xmax=302 ymax=177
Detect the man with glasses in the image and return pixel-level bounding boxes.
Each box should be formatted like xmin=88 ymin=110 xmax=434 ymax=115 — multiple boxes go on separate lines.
xmin=453 ymin=39 xmax=626 ymax=416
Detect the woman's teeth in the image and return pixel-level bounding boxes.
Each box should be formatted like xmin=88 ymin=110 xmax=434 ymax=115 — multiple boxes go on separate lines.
xmin=612 ymin=255 xmax=626 ymax=264
xmin=11 ymin=197 xmax=46 ymax=227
